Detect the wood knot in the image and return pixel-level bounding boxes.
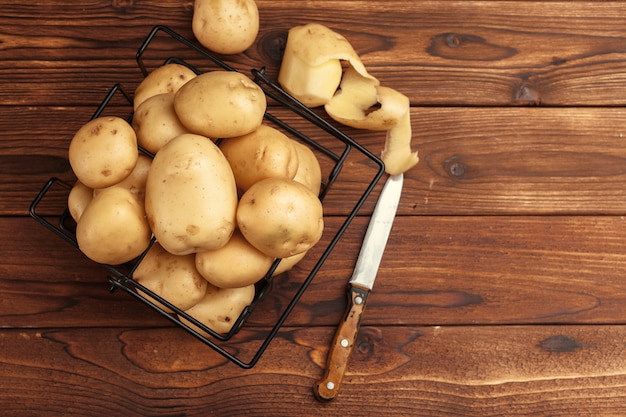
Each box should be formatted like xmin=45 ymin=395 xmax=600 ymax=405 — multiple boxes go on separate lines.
xmin=537 ymin=335 xmax=593 ymax=353
xmin=256 ymin=29 xmax=288 ymax=67
xmin=514 ymin=78 xmax=541 ymax=105
xmin=444 ymin=155 xmax=469 ymax=179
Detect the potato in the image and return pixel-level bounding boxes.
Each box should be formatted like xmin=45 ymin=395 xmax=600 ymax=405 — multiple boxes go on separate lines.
xmin=272 ymin=251 xmax=307 ymax=276
xmin=132 ymin=242 xmax=208 ymax=313
xmin=292 ymin=141 xmax=322 ymax=196
xmin=93 ymin=153 xmax=152 ymax=203
xmin=180 ymin=283 xmax=256 ymax=335
xmin=75 ymin=187 xmax=151 ymax=265
xmin=68 ymin=116 xmax=138 ymax=189
xmin=195 ymin=229 xmax=275 ymax=289
xmin=173 ymin=70 xmax=266 ymax=139
xmin=132 ymin=93 xmax=190 ymax=154
xmin=67 ymin=180 xmax=93 ymax=223
xmin=219 ymin=124 xmax=299 ymax=193
xmin=237 ymin=177 xmax=324 ymax=258
xmin=144 ymin=133 xmax=238 ymax=255
xmin=192 ymin=0 xmax=259 ymax=55
xmin=133 ymin=63 xmax=197 ymax=110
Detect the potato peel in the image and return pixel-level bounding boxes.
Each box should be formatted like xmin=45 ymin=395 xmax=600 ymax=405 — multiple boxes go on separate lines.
xmin=278 ymin=23 xmax=419 ymax=175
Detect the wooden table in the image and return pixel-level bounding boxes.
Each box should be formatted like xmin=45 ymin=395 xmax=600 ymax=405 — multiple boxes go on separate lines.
xmin=4 ymin=1 xmax=626 ymax=415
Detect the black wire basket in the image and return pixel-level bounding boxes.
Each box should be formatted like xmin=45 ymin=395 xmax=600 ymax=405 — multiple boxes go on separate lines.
xmin=29 ymin=25 xmax=384 ymax=368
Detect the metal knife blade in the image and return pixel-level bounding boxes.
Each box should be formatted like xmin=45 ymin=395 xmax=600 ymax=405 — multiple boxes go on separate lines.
xmin=314 ymin=173 xmax=403 ymax=401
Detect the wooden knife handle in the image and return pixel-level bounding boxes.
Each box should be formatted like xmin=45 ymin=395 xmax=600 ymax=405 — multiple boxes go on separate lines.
xmin=313 ymin=284 xmax=370 ymax=401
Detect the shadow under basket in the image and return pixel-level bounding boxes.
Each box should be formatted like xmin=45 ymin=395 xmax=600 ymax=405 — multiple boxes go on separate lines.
xmin=29 ymin=25 xmax=385 ymax=368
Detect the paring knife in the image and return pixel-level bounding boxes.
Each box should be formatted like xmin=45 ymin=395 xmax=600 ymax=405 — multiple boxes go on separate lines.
xmin=314 ymin=173 xmax=404 ymax=401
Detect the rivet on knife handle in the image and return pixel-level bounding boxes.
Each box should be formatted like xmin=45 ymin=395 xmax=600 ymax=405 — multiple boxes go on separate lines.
xmin=314 ymin=284 xmax=369 ymax=401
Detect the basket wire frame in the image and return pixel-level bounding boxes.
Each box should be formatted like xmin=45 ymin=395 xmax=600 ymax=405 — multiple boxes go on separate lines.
xmin=29 ymin=25 xmax=385 ymax=369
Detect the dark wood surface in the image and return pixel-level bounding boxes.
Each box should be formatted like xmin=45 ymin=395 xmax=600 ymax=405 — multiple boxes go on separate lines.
xmin=4 ymin=1 xmax=626 ymax=416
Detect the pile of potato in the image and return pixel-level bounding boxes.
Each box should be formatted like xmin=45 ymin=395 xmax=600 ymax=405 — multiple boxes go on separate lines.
xmin=67 ymin=63 xmax=324 ymax=335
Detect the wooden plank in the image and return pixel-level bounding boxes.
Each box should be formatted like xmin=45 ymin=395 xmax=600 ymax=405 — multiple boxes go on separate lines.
xmin=7 ymin=215 xmax=626 ymax=329
xmin=7 ymin=105 xmax=626 ymax=215
xmin=3 ymin=1 xmax=626 ymax=106
xmin=0 ymin=324 xmax=625 ymax=416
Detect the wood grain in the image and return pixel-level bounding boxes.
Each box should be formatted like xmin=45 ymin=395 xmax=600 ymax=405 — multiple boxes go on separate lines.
xmin=1 ymin=325 xmax=626 ymax=416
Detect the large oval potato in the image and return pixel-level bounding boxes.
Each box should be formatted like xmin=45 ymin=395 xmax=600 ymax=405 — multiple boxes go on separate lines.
xmin=173 ymin=70 xmax=266 ymax=139
xmin=192 ymin=0 xmax=259 ymax=55
xmin=133 ymin=63 xmax=197 ymax=110
xmin=237 ymin=177 xmax=324 ymax=258
xmin=195 ymin=229 xmax=275 ymax=289
xmin=132 ymin=93 xmax=190 ymax=154
xmin=145 ymin=133 xmax=238 ymax=255
xmin=132 ymin=242 xmax=208 ymax=313
xmin=75 ymin=187 xmax=151 ymax=265
xmin=179 ymin=283 xmax=255 ymax=335
xmin=68 ymin=116 xmax=138 ymax=189
xmin=219 ymin=124 xmax=299 ymax=193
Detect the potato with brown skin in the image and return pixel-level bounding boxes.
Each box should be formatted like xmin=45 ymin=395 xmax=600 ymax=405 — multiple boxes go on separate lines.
xmin=237 ymin=177 xmax=324 ymax=258
xmin=68 ymin=180 xmax=93 ymax=223
xmin=75 ymin=187 xmax=151 ymax=265
xmin=173 ymin=70 xmax=266 ymax=139
xmin=180 ymin=283 xmax=255 ymax=335
xmin=133 ymin=63 xmax=197 ymax=110
xmin=192 ymin=0 xmax=259 ymax=55
xmin=292 ymin=141 xmax=323 ymax=196
xmin=132 ymin=242 xmax=208 ymax=313
xmin=219 ymin=124 xmax=299 ymax=193
xmin=93 ymin=153 xmax=152 ymax=203
xmin=68 ymin=116 xmax=138 ymax=189
xmin=132 ymin=93 xmax=190 ymax=154
xmin=195 ymin=229 xmax=274 ymax=289
xmin=144 ymin=133 xmax=238 ymax=255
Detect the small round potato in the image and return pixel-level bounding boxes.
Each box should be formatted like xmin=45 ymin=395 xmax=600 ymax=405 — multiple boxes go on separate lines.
xmin=132 ymin=242 xmax=208 ymax=313
xmin=68 ymin=116 xmax=139 ymax=189
xmin=132 ymin=93 xmax=190 ymax=154
xmin=173 ymin=70 xmax=266 ymax=139
xmin=292 ymin=141 xmax=323 ymax=196
xmin=180 ymin=283 xmax=256 ymax=335
xmin=75 ymin=187 xmax=151 ymax=265
xmin=219 ymin=124 xmax=299 ymax=193
xmin=93 ymin=153 xmax=152 ymax=203
xmin=237 ymin=177 xmax=324 ymax=258
xmin=133 ymin=63 xmax=197 ymax=110
xmin=195 ymin=229 xmax=275 ymax=289
xmin=68 ymin=180 xmax=93 ymax=223
xmin=192 ymin=0 xmax=259 ymax=55
xmin=272 ymin=250 xmax=308 ymax=277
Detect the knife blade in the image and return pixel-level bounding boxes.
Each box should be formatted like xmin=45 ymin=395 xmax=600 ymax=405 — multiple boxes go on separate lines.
xmin=313 ymin=173 xmax=404 ymax=401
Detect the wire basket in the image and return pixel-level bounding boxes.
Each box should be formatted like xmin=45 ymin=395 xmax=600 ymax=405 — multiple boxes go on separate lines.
xmin=29 ymin=25 xmax=385 ymax=368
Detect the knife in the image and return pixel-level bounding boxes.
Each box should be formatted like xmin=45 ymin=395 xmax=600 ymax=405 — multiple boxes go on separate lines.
xmin=314 ymin=173 xmax=404 ymax=401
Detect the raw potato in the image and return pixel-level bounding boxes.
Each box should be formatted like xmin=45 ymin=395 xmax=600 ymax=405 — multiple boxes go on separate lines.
xmin=192 ymin=0 xmax=259 ymax=55
xmin=75 ymin=187 xmax=151 ymax=265
xmin=68 ymin=116 xmax=139 ymax=189
xmin=220 ymin=124 xmax=299 ymax=193
xmin=278 ymin=23 xmax=376 ymax=108
xmin=68 ymin=180 xmax=93 ymax=223
xmin=144 ymin=133 xmax=238 ymax=255
xmin=180 ymin=283 xmax=256 ymax=335
xmin=174 ymin=70 xmax=266 ymax=139
xmin=93 ymin=153 xmax=152 ymax=202
xmin=272 ymin=250 xmax=307 ymax=276
xmin=132 ymin=93 xmax=190 ymax=154
xmin=195 ymin=229 xmax=274 ymax=289
xmin=133 ymin=242 xmax=208 ymax=313
xmin=133 ymin=63 xmax=197 ymax=110
xmin=292 ymin=141 xmax=322 ymax=196
xmin=237 ymin=177 xmax=324 ymax=258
